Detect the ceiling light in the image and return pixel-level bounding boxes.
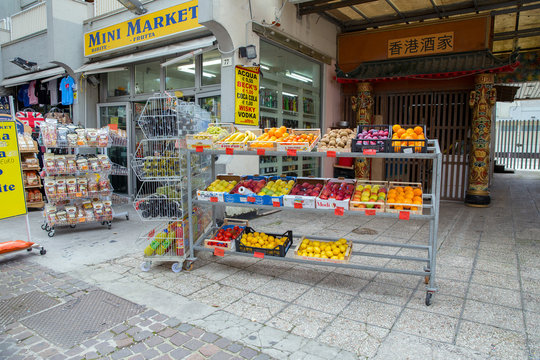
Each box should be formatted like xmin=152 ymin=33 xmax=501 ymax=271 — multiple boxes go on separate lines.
xmin=177 ymin=68 xmax=216 ymax=78
xmin=282 ymin=91 xmax=297 ymax=97
xmin=117 ymin=0 xmax=147 ymax=15
xmin=285 ymin=71 xmax=312 ymax=83
xmin=260 ymin=64 xmax=270 ymax=70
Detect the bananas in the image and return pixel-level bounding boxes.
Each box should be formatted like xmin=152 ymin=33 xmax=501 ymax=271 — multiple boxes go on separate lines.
xmin=220 ymin=130 xmax=257 ymax=143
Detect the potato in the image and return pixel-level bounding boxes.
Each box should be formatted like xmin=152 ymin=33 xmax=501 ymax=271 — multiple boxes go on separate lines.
xmin=329 ymin=140 xmax=336 ymax=146
xmin=337 ymin=140 xmax=345 ymax=148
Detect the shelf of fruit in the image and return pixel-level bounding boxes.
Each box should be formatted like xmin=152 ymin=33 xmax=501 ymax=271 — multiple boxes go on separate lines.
xmin=185 ymin=130 xmax=442 ymax=305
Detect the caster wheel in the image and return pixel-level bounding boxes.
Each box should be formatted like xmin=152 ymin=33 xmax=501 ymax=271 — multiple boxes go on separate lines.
xmin=126 ymin=214 xmax=130 ymax=220
xmin=101 ymin=221 xmax=106 ymax=226
xmin=107 ymin=222 xmax=112 ymax=229
xmin=27 ymin=248 xmax=32 ymax=252
xmin=182 ymin=262 xmax=194 ymax=271
xmin=171 ymin=263 xmax=182 ymax=273
xmin=425 ymin=292 xmax=433 ymax=306
xmin=48 ymin=229 xmax=55 ymax=237
xmin=40 ymin=248 xmax=46 ymax=255
xmin=140 ymin=262 xmax=151 ymax=272
xmin=424 ymin=275 xmax=430 ymax=285
xmin=41 ymin=224 xmax=46 ymax=230
xmin=70 ymin=224 xmax=76 ymax=228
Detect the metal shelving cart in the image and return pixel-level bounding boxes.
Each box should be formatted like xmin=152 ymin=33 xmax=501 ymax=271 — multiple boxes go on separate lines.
xmin=184 ymin=140 xmax=442 ymax=305
xmin=133 ymin=94 xmax=212 ymax=272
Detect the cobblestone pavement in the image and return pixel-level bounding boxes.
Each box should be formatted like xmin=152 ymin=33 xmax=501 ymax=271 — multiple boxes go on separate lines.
xmin=0 ymin=259 xmax=275 ymax=360
xmin=1 ymin=172 xmax=539 ymax=359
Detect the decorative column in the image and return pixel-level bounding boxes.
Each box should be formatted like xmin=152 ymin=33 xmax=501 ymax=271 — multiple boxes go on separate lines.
xmin=351 ymin=82 xmax=373 ymax=179
xmin=465 ymin=74 xmax=496 ymax=207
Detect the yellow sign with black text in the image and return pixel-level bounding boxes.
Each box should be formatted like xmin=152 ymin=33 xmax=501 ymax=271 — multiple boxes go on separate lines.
xmin=234 ymin=66 xmax=259 ymax=126
xmin=0 ymin=120 xmax=27 ymax=219
xmin=84 ymin=0 xmax=201 ymax=57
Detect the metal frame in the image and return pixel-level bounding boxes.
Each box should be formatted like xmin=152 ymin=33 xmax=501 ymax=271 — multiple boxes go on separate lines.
xmin=184 ymin=139 xmax=442 ymax=305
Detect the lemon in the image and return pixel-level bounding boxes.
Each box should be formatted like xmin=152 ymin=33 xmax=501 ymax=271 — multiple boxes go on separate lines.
xmin=313 ymin=253 xmax=321 ymax=258
xmin=339 ymin=245 xmax=347 ymax=253
xmin=308 ymin=252 xmax=314 ymax=257
xmin=306 ymin=246 xmax=314 ymax=253
xmin=313 ymin=247 xmax=321 ymax=254
xmin=338 ymin=254 xmax=345 ymax=260
xmin=321 ymin=254 xmax=328 ymax=259
xmin=302 ymin=238 xmax=310 ymax=244
xmin=326 ymin=250 xmax=333 ymax=257
xmin=313 ymin=241 xmax=320 ymax=248
xmin=332 ymin=248 xmax=340 ymax=255
xmin=300 ymin=243 xmax=307 ymax=250
xmin=331 ymin=256 xmax=338 ymax=259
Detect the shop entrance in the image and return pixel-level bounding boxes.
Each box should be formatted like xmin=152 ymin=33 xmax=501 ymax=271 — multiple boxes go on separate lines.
xmin=97 ymin=102 xmax=132 ymax=197
xmin=343 ymin=90 xmax=471 ymax=201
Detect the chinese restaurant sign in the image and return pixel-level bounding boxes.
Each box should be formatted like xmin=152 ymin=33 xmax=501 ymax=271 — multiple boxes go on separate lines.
xmin=0 ymin=119 xmax=27 ymax=219
xmin=388 ymin=32 xmax=454 ymax=58
xmin=234 ymin=66 xmax=260 ymax=126
xmin=84 ymin=0 xmax=201 ymax=57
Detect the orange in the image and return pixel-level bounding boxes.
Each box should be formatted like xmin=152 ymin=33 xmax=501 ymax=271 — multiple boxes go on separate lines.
xmin=404 ymin=186 xmax=413 ymax=192
xmin=394 ymin=186 xmax=403 ymax=193
xmin=413 ymin=197 xmax=422 ymax=204
xmin=279 ymin=126 xmax=287 ymax=132
xmin=411 ymin=206 xmax=418 ymax=211
xmin=406 ymin=128 xmax=415 ymax=134
xmin=275 ymin=129 xmax=283 ymax=138
xmin=410 ymin=133 xmax=418 ymax=139
xmin=414 ymin=126 xmax=423 ymax=135
xmin=395 ymin=205 xmax=404 ymax=210
xmin=282 ymin=132 xmax=289 ymax=138
xmin=392 ymin=124 xmax=401 ymax=133
xmin=392 ymin=134 xmax=399 ymax=139
xmin=396 ymin=128 xmax=406 ymax=137
xmin=413 ymin=188 xmax=422 ymax=196
xmin=268 ymin=128 xmax=276 ymax=137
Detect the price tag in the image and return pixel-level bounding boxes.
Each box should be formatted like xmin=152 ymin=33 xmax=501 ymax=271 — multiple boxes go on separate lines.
xmin=287 ymin=149 xmax=297 ymax=156
xmin=226 ymin=148 xmax=234 ymax=155
xmin=247 ymin=196 xmax=256 ymax=203
xmin=294 ymin=202 xmax=303 ymax=209
xmin=196 ymin=146 xmax=203 ymax=153
xmin=399 ymin=211 xmax=410 ymax=220
xmin=254 ymin=252 xmax=265 ymax=259
xmin=363 ymin=149 xmax=376 ymax=155
xmin=214 ymin=248 xmax=225 ymax=257
xmin=334 ymin=207 xmax=344 ymax=216
xmin=326 ymin=150 xmax=336 ymax=158
xmin=78 ymin=218 xmax=85 ymax=223
xmin=272 ymin=200 xmax=280 ymax=207
xmin=365 ymin=209 xmax=376 ymax=216
xmin=257 ymin=148 xmax=265 ymax=156
xmin=76 ymin=192 xmax=82 ymax=198
xmin=210 ymin=197 xmax=218 ymax=203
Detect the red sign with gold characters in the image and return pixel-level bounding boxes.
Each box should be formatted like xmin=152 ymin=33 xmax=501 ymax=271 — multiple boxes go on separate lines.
xmin=387 ymin=32 xmax=454 ymax=59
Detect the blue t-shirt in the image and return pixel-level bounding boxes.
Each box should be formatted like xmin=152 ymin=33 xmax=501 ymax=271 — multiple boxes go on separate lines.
xmin=59 ymin=76 xmax=75 ymax=105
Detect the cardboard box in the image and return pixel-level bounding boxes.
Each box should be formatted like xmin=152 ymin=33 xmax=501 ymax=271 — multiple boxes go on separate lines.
xmin=349 ymin=180 xmax=388 ymax=212
xmin=197 ymin=174 xmax=242 ymax=202
xmin=385 ymin=181 xmax=423 ymax=215
xmin=276 ymin=129 xmax=320 ymax=152
xmin=283 ymin=177 xmax=326 ymax=209
xmin=315 ymin=178 xmax=356 ymax=209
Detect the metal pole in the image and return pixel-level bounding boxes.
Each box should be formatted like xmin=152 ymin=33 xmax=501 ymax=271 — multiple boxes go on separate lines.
xmin=186 ymin=150 xmax=195 ymax=260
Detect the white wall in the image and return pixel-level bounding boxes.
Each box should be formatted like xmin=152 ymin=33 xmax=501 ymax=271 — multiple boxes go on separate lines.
xmin=497 ymin=100 xmax=540 ymax=120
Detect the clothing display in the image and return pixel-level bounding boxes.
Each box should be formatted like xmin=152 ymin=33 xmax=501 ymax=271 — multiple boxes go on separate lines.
xmin=37 ymin=81 xmax=50 ymax=105
xmin=59 ymin=76 xmax=75 ymax=105
xmin=28 ymin=80 xmax=38 ymax=105
xmin=18 ymin=84 xmax=30 ymax=107
xmin=48 ymin=79 xmax=58 ymax=106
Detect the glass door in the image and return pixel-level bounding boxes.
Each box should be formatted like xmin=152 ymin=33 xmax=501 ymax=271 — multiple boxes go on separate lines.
xmin=97 ymin=102 xmax=133 ymax=197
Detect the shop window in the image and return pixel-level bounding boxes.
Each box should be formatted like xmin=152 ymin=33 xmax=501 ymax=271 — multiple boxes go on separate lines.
xmin=199 ymin=95 xmax=221 ymax=121
xmin=107 ymin=69 xmax=131 ymax=97
xmin=135 ymin=61 xmax=161 ymax=94
xmin=202 ymin=49 xmax=221 ymax=86
xmin=166 ymin=57 xmax=195 ymax=90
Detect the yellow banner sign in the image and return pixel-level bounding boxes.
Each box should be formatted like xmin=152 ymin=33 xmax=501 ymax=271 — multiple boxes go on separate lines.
xmin=0 ymin=120 xmax=27 ymax=219
xmin=235 ymin=66 xmax=260 ymax=126
xmin=84 ymin=0 xmax=201 ymax=57
xmin=388 ymin=32 xmax=454 ymax=58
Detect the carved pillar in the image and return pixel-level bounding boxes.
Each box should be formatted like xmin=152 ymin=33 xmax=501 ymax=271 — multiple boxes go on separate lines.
xmin=465 ymin=74 xmax=496 ymax=207
xmin=351 ymin=82 xmax=373 ymax=179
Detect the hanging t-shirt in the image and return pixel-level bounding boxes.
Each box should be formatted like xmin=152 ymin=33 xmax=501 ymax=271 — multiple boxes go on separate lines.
xmin=59 ymin=76 xmax=75 ymax=105
xmin=47 ymin=79 xmax=58 ymax=106
xmin=37 ymin=81 xmax=49 ymax=105
xmin=28 ymin=80 xmax=38 ymax=105
xmin=17 ymin=84 xmax=30 ymax=107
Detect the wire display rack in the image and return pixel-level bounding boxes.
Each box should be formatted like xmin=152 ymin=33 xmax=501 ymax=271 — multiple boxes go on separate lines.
xmin=134 ymin=94 xmax=212 ymax=272
xmin=184 ymin=141 xmax=442 ymax=306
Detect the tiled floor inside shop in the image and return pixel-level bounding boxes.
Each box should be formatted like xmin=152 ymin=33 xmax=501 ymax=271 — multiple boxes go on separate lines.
xmin=1 ymin=171 xmax=539 ymax=359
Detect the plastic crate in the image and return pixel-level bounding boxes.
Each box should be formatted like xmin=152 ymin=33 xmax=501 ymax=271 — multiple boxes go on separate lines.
xmin=351 ymin=125 xmax=391 ymax=153
xmin=390 ymin=124 xmax=427 ymax=153
xmin=349 ymin=180 xmax=388 ymax=212
xmin=235 ymin=227 xmax=293 ymax=257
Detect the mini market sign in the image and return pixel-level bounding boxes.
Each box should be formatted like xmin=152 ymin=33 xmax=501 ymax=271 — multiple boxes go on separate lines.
xmin=84 ymin=0 xmax=201 ymax=57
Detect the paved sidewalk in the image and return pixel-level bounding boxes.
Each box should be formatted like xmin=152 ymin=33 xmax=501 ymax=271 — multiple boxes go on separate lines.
xmin=0 ymin=172 xmax=539 ymax=359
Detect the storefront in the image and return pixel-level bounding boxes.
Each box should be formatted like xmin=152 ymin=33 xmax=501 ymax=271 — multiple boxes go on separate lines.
xmin=78 ymin=1 xmax=223 ymax=197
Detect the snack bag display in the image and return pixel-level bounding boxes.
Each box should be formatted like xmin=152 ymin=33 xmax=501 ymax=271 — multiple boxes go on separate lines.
xmin=66 ymin=157 xmax=77 ymax=173
xmin=56 ymin=178 xmax=67 ymax=198
xmin=66 ymin=177 xmax=77 ymax=197
xmin=44 ymin=154 xmax=56 ymax=174
xmin=76 ymin=129 xmax=87 ymax=146
xmin=78 ymin=177 xmax=88 ymax=197
xmin=56 ymin=156 xmax=67 ymax=174
xmin=41 ymin=122 xmax=57 ymax=147
xmin=86 ymin=128 xmax=99 ymax=147
xmin=44 ymin=177 xmax=56 ymax=197
xmin=89 ymin=157 xmax=100 ymax=172
xmin=98 ymin=155 xmax=111 ymax=171
xmin=97 ymin=127 xmax=110 ymax=147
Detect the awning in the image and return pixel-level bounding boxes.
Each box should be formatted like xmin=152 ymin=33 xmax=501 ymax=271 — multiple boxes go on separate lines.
xmin=335 ymin=50 xmax=520 ymax=83
xmin=75 ymin=36 xmax=216 ymax=74
xmin=1 ymin=67 xmax=66 ymax=87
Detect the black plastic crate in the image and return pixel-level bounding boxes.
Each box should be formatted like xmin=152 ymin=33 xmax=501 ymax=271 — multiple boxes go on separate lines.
xmin=235 ymin=227 xmax=293 ymax=257
xmin=352 ymin=125 xmax=391 ymax=153
xmin=390 ymin=124 xmax=427 ymax=153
